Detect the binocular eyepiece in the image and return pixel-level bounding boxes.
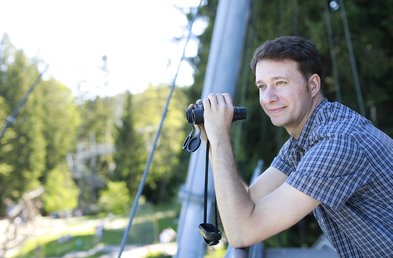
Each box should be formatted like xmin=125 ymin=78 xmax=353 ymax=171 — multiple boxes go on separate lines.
xmin=186 ymin=103 xmax=246 ymax=124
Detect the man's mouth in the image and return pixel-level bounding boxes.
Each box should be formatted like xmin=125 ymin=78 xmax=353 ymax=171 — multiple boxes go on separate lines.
xmin=267 ymin=106 xmax=286 ymax=115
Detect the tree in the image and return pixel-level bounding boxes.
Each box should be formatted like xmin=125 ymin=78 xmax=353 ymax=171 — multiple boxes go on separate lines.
xmin=0 ymin=39 xmax=46 ymax=214
xmin=39 ymin=79 xmax=81 ymax=173
xmin=43 ymin=165 xmax=79 ymax=214
xmin=112 ymin=92 xmax=146 ymax=198
xmin=77 ymin=96 xmax=115 ymax=144
xmin=0 ymin=35 xmax=81 ymax=215
xmin=132 ymin=85 xmax=188 ymax=204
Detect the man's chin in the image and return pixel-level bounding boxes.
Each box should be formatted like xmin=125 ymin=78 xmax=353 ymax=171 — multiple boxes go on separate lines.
xmin=269 ymin=118 xmax=285 ymax=127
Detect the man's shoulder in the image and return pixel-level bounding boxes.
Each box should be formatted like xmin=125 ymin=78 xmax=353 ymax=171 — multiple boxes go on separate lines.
xmin=310 ymin=101 xmax=370 ymax=138
xmin=308 ymin=101 xmax=392 ymax=162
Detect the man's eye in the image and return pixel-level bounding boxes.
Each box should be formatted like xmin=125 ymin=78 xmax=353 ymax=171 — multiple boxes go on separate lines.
xmin=276 ymin=81 xmax=286 ymax=86
xmin=257 ymin=84 xmax=266 ymax=90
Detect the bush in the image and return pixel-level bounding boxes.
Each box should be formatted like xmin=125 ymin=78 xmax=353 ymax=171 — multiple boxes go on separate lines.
xmin=43 ymin=165 xmax=79 ymax=214
xmin=98 ymin=181 xmax=130 ymax=215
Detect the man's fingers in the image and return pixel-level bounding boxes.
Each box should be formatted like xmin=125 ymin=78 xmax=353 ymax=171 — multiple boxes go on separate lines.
xmin=216 ymin=94 xmax=228 ymax=106
xmin=204 ymin=93 xmax=233 ymax=110
xmin=199 ymin=93 xmax=233 ymax=114
xmin=202 ymin=97 xmax=211 ymax=110
xmin=223 ymin=93 xmax=233 ymax=106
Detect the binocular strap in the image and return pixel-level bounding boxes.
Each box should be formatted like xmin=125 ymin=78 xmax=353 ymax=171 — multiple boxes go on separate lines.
xmin=199 ymin=141 xmax=222 ymax=246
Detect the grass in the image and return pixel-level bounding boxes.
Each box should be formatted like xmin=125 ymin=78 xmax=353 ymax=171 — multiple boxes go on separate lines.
xmin=205 ymin=247 xmax=227 ymax=258
xmin=14 ymin=201 xmax=180 ymax=258
xmin=13 ymin=200 xmax=230 ymax=258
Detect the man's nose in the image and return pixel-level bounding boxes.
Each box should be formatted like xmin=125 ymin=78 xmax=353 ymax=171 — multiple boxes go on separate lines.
xmin=260 ymin=87 xmax=278 ymax=104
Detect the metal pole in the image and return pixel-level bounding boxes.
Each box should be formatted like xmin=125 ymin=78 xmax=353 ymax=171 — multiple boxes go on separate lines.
xmin=176 ymin=0 xmax=250 ymax=257
xmin=323 ymin=0 xmax=342 ymax=102
xmin=338 ymin=0 xmax=365 ymax=116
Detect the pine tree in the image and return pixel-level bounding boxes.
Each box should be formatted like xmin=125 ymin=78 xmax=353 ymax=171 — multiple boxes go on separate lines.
xmin=112 ymin=92 xmax=145 ymax=197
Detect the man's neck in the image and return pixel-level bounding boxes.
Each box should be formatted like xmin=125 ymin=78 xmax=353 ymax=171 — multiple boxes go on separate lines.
xmin=288 ymin=94 xmax=324 ymax=139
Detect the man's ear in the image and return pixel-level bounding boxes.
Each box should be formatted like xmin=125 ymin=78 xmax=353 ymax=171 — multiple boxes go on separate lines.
xmin=308 ymin=74 xmax=321 ymax=97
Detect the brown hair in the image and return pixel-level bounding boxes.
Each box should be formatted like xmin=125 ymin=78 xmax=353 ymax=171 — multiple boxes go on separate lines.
xmin=250 ymin=36 xmax=323 ymax=83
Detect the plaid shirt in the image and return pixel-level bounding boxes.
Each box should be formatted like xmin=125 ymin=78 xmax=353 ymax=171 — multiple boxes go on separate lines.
xmin=271 ymin=99 xmax=393 ymax=258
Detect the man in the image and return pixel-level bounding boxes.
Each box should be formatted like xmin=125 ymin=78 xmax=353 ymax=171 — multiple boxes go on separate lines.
xmin=197 ymin=36 xmax=393 ymax=257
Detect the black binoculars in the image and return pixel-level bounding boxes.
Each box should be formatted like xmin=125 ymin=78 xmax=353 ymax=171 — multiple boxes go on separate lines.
xmin=186 ymin=103 xmax=246 ymax=125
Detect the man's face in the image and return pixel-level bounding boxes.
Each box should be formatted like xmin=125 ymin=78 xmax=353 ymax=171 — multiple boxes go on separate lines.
xmin=255 ymin=59 xmax=314 ymax=137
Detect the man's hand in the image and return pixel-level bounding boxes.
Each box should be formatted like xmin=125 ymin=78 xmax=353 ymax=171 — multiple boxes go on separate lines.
xmin=202 ymin=93 xmax=234 ymax=147
xmin=188 ymin=93 xmax=234 ymax=146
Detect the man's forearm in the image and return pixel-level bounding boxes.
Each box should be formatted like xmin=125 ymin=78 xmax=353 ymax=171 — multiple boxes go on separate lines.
xmin=209 ymin=138 xmax=256 ymax=246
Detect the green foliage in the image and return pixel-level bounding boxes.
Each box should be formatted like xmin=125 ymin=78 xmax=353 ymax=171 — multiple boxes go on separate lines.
xmin=0 ymin=34 xmax=189 ymax=216
xmin=132 ymin=85 xmax=188 ymax=204
xmin=98 ymin=181 xmax=130 ymax=215
xmin=186 ymin=0 xmax=218 ymax=102
xmin=0 ymin=39 xmax=47 ymax=213
xmin=112 ymin=92 xmax=146 ymax=198
xmin=0 ymin=35 xmax=80 ymax=215
xmin=0 ymin=95 xmax=14 ymax=178
xmin=43 ymin=165 xmax=79 ymax=214
xmin=39 ymin=79 xmax=81 ymax=172
xmin=71 ymin=85 xmax=189 ymax=210
xmin=77 ymin=96 xmax=115 ymax=144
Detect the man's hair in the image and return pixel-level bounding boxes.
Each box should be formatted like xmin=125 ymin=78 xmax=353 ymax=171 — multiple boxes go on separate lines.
xmin=250 ymin=36 xmax=323 ymax=82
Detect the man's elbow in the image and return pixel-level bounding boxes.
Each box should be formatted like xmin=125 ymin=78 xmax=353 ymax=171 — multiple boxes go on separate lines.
xmin=227 ymin=237 xmax=246 ymax=249
xmin=227 ymin=233 xmax=263 ymax=249
xmin=230 ymin=239 xmax=249 ymax=249
xmin=225 ymin=210 xmax=264 ymax=248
